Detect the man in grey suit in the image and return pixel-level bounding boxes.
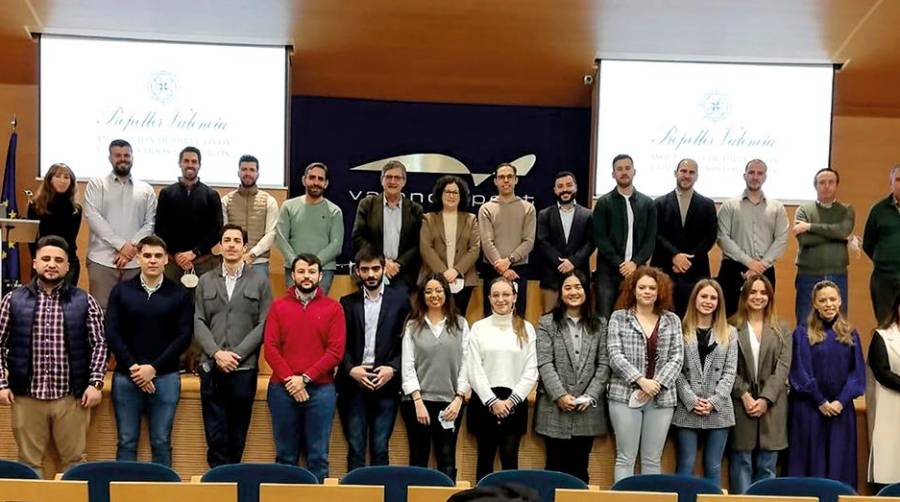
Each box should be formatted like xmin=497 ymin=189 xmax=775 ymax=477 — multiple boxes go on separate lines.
xmin=536 ymin=171 xmax=594 ymax=314
xmin=194 ymin=223 xmax=273 ymax=467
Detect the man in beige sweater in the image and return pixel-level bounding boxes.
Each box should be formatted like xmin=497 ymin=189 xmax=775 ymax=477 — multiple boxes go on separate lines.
xmin=478 ymin=163 xmax=536 ymax=316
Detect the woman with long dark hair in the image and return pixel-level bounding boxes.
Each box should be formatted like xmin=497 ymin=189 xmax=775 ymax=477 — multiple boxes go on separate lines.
xmin=728 ymin=274 xmax=791 ymax=494
xmin=868 ymin=292 xmax=900 ymax=487
xmin=534 ymin=270 xmax=608 ymax=483
xmin=466 ymin=276 xmax=537 ymax=481
xmin=419 ymin=175 xmax=480 ymax=314
xmin=400 ymin=273 xmax=469 ymax=479
xmin=607 ymin=266 xmax=684 ymax=482
xmin=785 ymin=280 xmax=864 ymax=486
xmin=673 ymin=279 xmax=737 ymax=487
xmin=27 ymin=163 xmax=82 ymax=284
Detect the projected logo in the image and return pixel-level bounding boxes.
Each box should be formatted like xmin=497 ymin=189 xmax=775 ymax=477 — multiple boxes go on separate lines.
xmin=148 ymin=71 xmax=179 ymax=104
xmin=350 ymin=153 xmax=537 ymax=186
xmin=699 ymin=91 xmax=730 ymax=123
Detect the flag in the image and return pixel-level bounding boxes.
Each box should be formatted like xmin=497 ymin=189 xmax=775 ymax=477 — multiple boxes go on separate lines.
xmin=1 ymin=130 xmax=19 ymax=284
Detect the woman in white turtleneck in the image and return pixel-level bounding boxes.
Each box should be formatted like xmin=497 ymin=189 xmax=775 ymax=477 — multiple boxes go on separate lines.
xmin=466 ymin=276 xmax=538 ymax=481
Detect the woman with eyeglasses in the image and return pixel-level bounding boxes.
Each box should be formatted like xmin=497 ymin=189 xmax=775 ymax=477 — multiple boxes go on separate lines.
xmin=785 ymin=280 xmax=864 ymax=486
xmin=419 ymin=175 xmax=481 ymax=314
xmin=466 ymin=276 xmax=537 ymax=481
xmin=400 ymin=273 xmax=469 ymax=480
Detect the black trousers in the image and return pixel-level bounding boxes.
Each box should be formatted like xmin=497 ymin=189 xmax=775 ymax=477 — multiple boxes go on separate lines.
xmin=544 ymin=436 xmax=595 ymax=484
xmin=594 ymin=265 xmax=624 ymax=321
xmin=480 ymin=265 xmax=527 ymax=317
xmin=199 ymin=367 xmax=258 ymax=467
xmin=454 ymin=286 xmax=474 ymax=317
xmin=400 ymin=400 xmax=463 ymax=480
xmin=717 ymin=259 xmax=776 ymax=318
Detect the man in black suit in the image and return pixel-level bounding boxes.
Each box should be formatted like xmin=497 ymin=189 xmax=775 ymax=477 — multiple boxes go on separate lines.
xmin=536 ymin=171 xmax=594 ymax=313
xmin=651 ymin=158 xmax=718 ymax=316
xmin=351 ymin=160 xmax=424 ymax=292
xmin=338 ymin=245 xmax=411 ymax=472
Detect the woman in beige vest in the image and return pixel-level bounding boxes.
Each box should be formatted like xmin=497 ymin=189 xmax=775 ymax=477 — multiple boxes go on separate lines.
xmin=868 ymin=292 xmax=900 ymax=489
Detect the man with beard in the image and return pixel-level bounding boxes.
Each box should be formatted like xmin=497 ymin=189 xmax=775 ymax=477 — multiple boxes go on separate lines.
xmin=84 ymin=138 xmax=157 ymax=309
xmin=221 ymin=155 xmax=279 ymax=278
xmin=592 ymin=154 xmax=657 ymax=319
xmin=536 ymin=171 xmax=594 ymax=313
xmin=105 ymin=235 xmax=193 ymax=467
xmin=155 ymin=146 xmax=224 ymax=283
xmin=194 ymin=224 xmax=272 ymax=467
xmin=352 ymin=160 xmax=424 ymax=292
xmin=263 ymin=252 xmax=346 ymax=482
xmin=717 ymin=159 xmax=789 ymax=317
xmin=478 ymin=163 xmax=536 ymax=316
xmin=276 ymin=162 xmax=343 ymax=293
xmin=651 ymin=159 xmax=718 ymax=317
xmin=0 ymin=236 xmax=107 ymax=477
xmin=337 ymin=245 xmax=410 ymax=472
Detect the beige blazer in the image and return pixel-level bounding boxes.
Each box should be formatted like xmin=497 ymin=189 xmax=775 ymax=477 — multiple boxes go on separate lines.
xmin=418 ymin=211 xmax=481 ymax=287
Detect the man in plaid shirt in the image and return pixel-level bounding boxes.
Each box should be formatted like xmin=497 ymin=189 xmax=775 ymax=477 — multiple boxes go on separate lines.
xmin=0 ymin=235 xmax=107 ymax=477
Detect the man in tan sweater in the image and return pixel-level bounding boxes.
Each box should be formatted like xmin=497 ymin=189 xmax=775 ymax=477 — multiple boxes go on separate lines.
xmin=478 ymin=163 xmax=536 ymax=316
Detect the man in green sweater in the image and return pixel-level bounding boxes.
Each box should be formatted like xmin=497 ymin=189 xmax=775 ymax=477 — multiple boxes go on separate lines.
xmin=863 ymin=165 xmax=900 ymax=324
xmin=276 ymin=162 xmax=344 ymax=293
xmin=792 ymin=168 xmax=854 ymax=324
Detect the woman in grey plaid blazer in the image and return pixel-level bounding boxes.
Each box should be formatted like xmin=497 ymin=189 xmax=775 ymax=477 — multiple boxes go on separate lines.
xmin=534 ymin=271 xmax=609 ymax=483
xmin=672 ymin=279 xmax=738 ymax=487
xmin=607 ymin=266 xmax=684 ymax=482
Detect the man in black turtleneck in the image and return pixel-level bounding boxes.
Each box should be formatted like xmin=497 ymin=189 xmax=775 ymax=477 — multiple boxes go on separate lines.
xmin=155 ymin=146 xmax=223 ymax=283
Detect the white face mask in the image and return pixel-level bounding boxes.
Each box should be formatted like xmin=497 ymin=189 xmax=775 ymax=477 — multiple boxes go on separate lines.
xmin=180 ymin=267 xmax=199 ymax=288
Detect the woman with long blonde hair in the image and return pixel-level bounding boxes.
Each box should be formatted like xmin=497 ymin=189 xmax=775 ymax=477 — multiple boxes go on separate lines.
xmin=672 ymin=279 xmax=737 ymax=487
xmin=465 ymin=276 xmax=537 ymax=481
xmin=728 ymin=274 xmax=791 ymax=494
xmin=785 ymin=280 xmax=864 ymax=486
xmin=27 ymin=163 xmax=82 ymax=284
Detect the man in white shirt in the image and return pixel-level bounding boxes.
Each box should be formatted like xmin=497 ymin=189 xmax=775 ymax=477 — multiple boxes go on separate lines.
xmin=83 ymin=139 xmax=157 ymax=310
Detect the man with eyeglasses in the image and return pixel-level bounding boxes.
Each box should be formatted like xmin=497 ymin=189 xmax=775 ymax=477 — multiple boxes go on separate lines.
xmin=478 ymin=163 xmax=536 ymax=316
xmin=352 ymin=160 xmax=424 ymax=292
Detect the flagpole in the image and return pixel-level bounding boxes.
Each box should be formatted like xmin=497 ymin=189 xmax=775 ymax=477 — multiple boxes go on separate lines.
xmin=9 ymin=115 xmax=15 ymax=133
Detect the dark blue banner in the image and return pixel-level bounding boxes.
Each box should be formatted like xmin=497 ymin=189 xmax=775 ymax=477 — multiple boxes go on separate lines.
xmin=290 ymin=96 xmax=591 ymax=267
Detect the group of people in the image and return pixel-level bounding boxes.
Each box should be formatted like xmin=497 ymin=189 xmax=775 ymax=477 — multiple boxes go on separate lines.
xmin=1 ymin=139 xmax=900 ymax=492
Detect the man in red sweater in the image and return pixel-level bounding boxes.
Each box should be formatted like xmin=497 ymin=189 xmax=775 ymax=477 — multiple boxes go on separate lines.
xmin=264 ymin=252 xmax=345 ymax=482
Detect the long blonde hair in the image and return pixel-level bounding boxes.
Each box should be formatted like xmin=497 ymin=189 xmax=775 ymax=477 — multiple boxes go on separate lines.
xmin=489 ymin=277 xmax=527 ymax=347
xmin=729 ymin=274 xmax=782 ymax=333
xmin=806 ymin=281 xmax=854 ymax=346
xmin=683 ymin=279 xmax=730 ymax=346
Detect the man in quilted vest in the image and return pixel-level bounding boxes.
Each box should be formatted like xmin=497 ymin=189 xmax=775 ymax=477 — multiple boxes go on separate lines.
xmin=0 ymin=235 xmax=107 ymax=477
xmin=221 ymin=154 xmax=279 ymax=278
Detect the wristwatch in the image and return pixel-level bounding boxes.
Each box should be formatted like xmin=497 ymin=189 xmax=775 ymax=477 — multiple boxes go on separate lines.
xmin=90 ymin=380 xmax=104 ymax=391
xmin=301 ymin=374 xmax=311 ymax=385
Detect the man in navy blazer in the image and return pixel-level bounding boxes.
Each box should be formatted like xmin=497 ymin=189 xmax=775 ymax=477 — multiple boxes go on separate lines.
xmin=651 ymin=159 xmax=718 ymax=316
xmin=536 ymin=171 xmax=594 ymax=313
xmin=337 ymin=245 xmax=411 ymax=472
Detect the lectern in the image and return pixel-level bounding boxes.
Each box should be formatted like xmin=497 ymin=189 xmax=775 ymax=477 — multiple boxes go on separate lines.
xmin=0 ymin=217 xmax=39 ymax=293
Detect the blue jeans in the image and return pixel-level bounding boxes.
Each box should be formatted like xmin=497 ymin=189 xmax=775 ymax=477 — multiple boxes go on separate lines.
xmin=267 ymin=382 xmax=336 ymax=483
xmin=338 ymin=387 xmax=399 ymax=472
xmin=608 ymin=400 xmax=675 ymax=482
xmin=285 ymin=269 xmax=334 ymax=295
xmin=675 ymin=427 xmax=730 ymax=487
xmin=251 ymin=262 xmax=270 ymax=278
xmin=795 ymin=273 xmax=847 ymax=325
xmin=729 ymin=449 xmax=778 ymax=494
xmin=111 ymin=372 xmax=181 ymax=466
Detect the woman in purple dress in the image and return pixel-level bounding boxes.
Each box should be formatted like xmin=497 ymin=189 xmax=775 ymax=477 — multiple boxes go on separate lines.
xmin=786 ymin=280 xmax=865 ymax=486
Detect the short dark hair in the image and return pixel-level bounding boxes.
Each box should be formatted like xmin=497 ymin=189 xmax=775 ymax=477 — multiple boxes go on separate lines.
xmin=304 ymin=162 xmax=329 ymax=180
xmin=553 ymin=171 xmax=577 ymax=183
xmin=429 ymin=175 xmax=470 ymax=212
xmin=814 ymin=167 xmax=840 ymax=185
xmin=612 ymin=154 xmax=633 ymax=167
xmin=745 ymin=158 xmax=767 ymax=171
xmin=179 ymin=146 xmax=202 ymax=164
xmin=291 ymin=253 xmax=322 ymax=273
xmin=109 ymin=139 xmax=131 ymax=152
xmin=35 ymin=235 xmax=69 ymax=255
xmin=220 ymin=223 xmax=248 ymax=243
xmin=493 ymin=162 xmax=517 ymax=178
xmin=354 ymin=245 xmax=385 ymax=267
xmin=238 ymin=154 xmax=259 ymax=169
xmin=137 ymin=235 xmax=168 ymax=252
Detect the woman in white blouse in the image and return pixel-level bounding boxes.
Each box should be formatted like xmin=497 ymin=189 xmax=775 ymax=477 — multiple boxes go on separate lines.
xmin=400 ymin=273 xmax=469 ymax=480
xmin=466 ymin=276 xmax=538 ymax=481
